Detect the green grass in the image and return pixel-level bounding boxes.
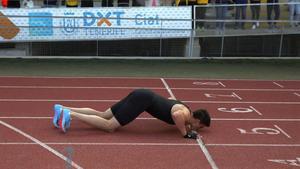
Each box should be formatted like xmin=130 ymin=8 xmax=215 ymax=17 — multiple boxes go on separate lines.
xmin=0 ymin=58 xmax=299 ymax=80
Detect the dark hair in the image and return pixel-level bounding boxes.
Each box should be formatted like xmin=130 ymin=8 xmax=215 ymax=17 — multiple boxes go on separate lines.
xmin=192 ymin=109 xmax=211 ymax=127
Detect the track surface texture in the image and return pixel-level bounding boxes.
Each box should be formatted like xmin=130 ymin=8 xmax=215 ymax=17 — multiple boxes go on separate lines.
xmin=0 ymin=76 xmax=299 ymax=169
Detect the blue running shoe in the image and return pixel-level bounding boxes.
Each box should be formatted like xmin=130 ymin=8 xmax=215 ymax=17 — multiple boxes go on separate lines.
xmin=53 ymin=104 xmax=63 ymax=128
xmin=59 ymin=109 xmax=71 ymax=133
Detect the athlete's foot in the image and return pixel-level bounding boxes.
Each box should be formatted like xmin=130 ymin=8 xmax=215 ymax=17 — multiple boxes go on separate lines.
xmin=59 ymin=109 xmax=71 ymax=133
xmin=53 ymin=104 xmax=63 ymax=128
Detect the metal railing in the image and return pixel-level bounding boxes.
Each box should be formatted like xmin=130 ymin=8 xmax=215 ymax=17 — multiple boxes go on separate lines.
xmin=0 ymin=2 xmax=299 ymax=58
xmin=188 ymin=2 xmax=300 ymax=58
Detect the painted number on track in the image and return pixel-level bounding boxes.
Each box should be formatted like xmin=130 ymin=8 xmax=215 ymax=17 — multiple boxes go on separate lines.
xmin=218 ymin=107 xmax=253 ymax=113
xmin=218 ymin=106 xmax=262 ymax=115
xmin=237 ymin=125 xmax=291 ymax=138
xmin=268 ymin=157 xmax=300 ymax=167
xmin=204 ymin=92 xmax=242 ymax=100
xmin=237 ymin=127 xmax=281 ymax=135
xmin=193 ymin=81 xmax=226 ymax=87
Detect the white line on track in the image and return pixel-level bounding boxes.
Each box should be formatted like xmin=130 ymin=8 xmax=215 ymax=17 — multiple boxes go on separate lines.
xmin=0 ymin=86 xmax=164 ymax=89
xmin=160 ymin=78 xmax=175 ymax=99
xmin=0 ymin=99 xmax=300 ymax=104
xmin=0 ymin=120 xmax=83 ymax=169
xmin=1 ymin=142 xmax=300 ymax=147
xmin=196 ymin=137 xmax=219 ymax=169
xmin=0 ymin=76 xmax=165 ymax=80
xmin=0 ymin=117 xmax=157 ymax=120
xmin=0 ymin=142 xmax=199 ymax=146
xmin=294 ymin=92 xmax=300 ymax=97
xmin=273 ymin=82 xmax=284 ymax=88
xmin=218 ymin=82 xmax=226 ymax=87
xmin=274 ymin=125 xmax=292 ymax=139
xmin=0 ymin=99 xmax=119 ymax=102
xmin=161 ymin=78 xmax=219 ymax=169
xmin=249 ymin=106 xmax=262 ymax=116
xmin=1 ymin=86 xmax=300 ymax=91
xmin=2 ymin=75 xmax=300 ymax=82
xmin=0 ymin=117 xmax=52 ymax=119
xmin=205 ymin=144 xmax=300 ymax=147
xmin=212 ymin=118 xmax=300 ymax=121
xmin=232 ymin=92 xmax=242 ymax=100
xmin=184 ymin=101 xmax=300 ymax=104
xmin=172 ymin=88 xmax=300 ymax=91
xmin=163 ymin=77 xmax=300 ymax=82
xmin=1 ymin=117 xmax=300 ymax=122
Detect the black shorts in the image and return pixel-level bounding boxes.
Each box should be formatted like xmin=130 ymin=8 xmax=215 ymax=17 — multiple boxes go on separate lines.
xmin=111 ymin=89 xmax=154 ymax=126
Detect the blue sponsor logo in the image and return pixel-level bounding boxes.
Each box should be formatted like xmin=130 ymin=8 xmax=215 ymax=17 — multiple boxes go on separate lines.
xmin=60 ymin=12 xmax=79 ymax=35
xmin=83 ymin=11 xmax=125 ymax=27
xmin=29 ymin=12 xmax=53 ymax=36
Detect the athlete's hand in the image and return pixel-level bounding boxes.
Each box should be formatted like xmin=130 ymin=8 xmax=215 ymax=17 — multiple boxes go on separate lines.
xmin=185 ymin=124 xmax=192 ymax=131
xmin=183 ymin=130 xmax=198 ymax=139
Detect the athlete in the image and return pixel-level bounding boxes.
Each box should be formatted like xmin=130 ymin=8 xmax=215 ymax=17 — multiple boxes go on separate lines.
xmin=53 ymin=89 xmax=211 ymax=139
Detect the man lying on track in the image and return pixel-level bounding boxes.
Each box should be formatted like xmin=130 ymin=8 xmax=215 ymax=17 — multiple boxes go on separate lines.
xmin=52 ymin=89 xmax=211 ymax=139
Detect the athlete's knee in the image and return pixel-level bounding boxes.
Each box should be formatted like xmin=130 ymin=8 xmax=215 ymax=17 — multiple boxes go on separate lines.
xmin=106 ymin=126 xmax=116 ymax=133
xmin=105 ymin=118 xmax=120 ymax=132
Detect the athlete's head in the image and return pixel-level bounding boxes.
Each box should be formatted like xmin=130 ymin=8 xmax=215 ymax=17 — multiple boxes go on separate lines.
xmin=190 ymin=109 xmax=211 ymax=130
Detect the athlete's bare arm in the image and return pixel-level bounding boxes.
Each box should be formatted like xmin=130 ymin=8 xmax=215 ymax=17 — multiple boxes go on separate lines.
xmin=171 ymin=110 xmax=188 ymax=136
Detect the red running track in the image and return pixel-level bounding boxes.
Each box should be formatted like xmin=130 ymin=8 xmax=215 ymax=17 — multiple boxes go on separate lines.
xmin=0 ymin=76 xmax=299 ymax=169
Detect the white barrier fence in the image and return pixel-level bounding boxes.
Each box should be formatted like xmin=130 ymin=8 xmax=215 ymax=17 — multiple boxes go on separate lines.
xmin=0 ymin=7 xmax=191 ymax=42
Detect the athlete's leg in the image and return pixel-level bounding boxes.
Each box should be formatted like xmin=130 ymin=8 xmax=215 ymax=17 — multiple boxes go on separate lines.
xmin=63 ymin=106 xmax=113 ymax=119
xmin=70 ymin=111 xmax=120 ymax=132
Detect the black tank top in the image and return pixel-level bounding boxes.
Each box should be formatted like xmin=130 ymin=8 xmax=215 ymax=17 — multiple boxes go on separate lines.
xmin=145 ymin=92 xmax=190 ymax=125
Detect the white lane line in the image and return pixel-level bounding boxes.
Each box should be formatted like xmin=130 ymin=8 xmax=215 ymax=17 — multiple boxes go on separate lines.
xmin=274 ymin=125 xmax=292 ymax=139
xmin=1 ymin=142 xmax=300 ymax=147
xmin=0 ymin=142 xmax=199 ymax=146
xmin=206 ymin=144 xmax=300 ymax=147
xmin=0 ymin=76 xmax=161 ymax=79
xmin=294 ymin=92 xmax=300 ymax=97
xmin=184 ymin=101 xmax=300 ymax=104
xmin=0 ymin=117 xmax=52 ymax=119
xmin=160 ymin=78 xmax=176 ymax=99
xmin=0 ymin=116 xmax=158 ymax=120
xmin=2 ymin=76 xmax=300 ymax=81
xmin=0 ymin=120 xmax=83 ymax=169
xmin=2 ymin=117 xmax=300 ymax=122
xmin=249 ymin=106 xmax=262 ymax=116
xmin=0 ymin=99 xmax=300 ymax=104
xmin=218 ymin=82 xmax=226 ymax=87
xmin=232 ymin=92 xmax=242 ymax=100
xmin=163 ymin=77 xmax=300 ymax=82
xmin=161 ymin=78 xmax=219 ymax=169
xmin=0 ymin=86 xmax=163 ymax=89
xmin=0 ymin=99 xmax=119 ymax=102
xmin=273 ymin=82 xmax=284 ymax=88
xmin=212 ymin=118 xmax=300 ymax=121
xmin=137 ymin=117 xmax=156 ymax=120
xmin=1 ymin=86 xmax=300 ymax=91
xmin=172 ymin=88 xmax=300 ymax=91
xmin=197 ymin=137 xmax=219 ymax=169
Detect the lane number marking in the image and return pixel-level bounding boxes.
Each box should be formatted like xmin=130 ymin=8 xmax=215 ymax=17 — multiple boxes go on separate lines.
xmin=218 ymin=106 xmax=262 ymax=116
xmin=205 ymin=92 xmax=242 ymax=100
xmin=237 ymin=125 xmax=291 ymax=139
xmin=193 ymin=81 xmax=226 ymax=87
xmin=268 ymin=157 xmax=300 ymax=167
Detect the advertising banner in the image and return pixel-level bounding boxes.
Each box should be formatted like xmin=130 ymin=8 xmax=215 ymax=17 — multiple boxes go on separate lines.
xmin=0 ymin=7 xmax=192 ymax=42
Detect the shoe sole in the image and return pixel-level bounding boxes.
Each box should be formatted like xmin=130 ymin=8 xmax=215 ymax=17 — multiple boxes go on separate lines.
xmin=60 ymin=109 xmax=70 ymax=133
xmin=59 ymin=112 xmax=64 ymax=132
xmin=53 ymin=104 xmax=62 ymax=128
